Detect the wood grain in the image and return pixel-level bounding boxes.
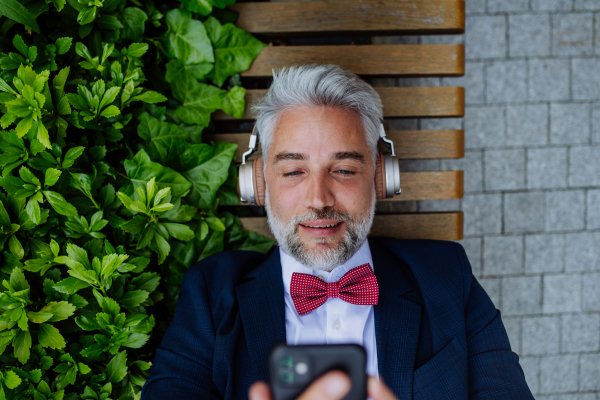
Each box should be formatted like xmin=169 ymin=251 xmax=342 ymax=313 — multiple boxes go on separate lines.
xmin=230 ymin=1 xmax=465 ymax=36
xmin=240 ymin=212 xmax=464 ymax=241
xmin=206 ymin=130 xmax=465 ymax=161
xmin=212 ymin=87 xmax=465 ymax=120
xmin=242 ymin=45 xmax=465 ymax=78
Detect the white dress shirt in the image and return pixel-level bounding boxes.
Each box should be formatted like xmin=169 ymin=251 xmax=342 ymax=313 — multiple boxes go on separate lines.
xmin=280 ymin=240 xmax=379 ymax=378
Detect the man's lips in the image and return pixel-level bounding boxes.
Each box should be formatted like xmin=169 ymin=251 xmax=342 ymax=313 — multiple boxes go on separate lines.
xmin=298 ymin=220 xmax=344 ymax=237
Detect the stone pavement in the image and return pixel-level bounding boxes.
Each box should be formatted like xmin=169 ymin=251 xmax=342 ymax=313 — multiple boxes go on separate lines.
xmin=376 ymin=0 xmax=600 ymax=396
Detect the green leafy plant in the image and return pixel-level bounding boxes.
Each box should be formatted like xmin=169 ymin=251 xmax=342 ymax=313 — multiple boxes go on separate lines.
xmin=0 ymin=0 xmax=273 ymax=398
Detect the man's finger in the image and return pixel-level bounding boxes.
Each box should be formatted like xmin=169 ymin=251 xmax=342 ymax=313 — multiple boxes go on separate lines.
xmin=367 ymin=377 xmax=398 ymax=400
xmin=249 ymin=381 xmax=272 ymax=400
xmin=296 ymin=370 xmax=351 ymax=400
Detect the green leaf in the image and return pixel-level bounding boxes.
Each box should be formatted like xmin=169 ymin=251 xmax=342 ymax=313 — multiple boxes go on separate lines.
xmin=55 ymin=37 xmax=72 ymax=54
xmin=137 ymin=113 xmax=188 ymax=161
xmin=204 ymin=16 xmax=266 ymax=87
xmin=53 ymin=277 xmax=90 ymax=294
xmin=62 ymin=146 xmax=85 ymax=169
xmin=166 ymin=9 xmax=214 ymax=64
xmin=120 ymin=215 xmax=147 ymax=234
xmin=118 ymin=290 xmax=149 ymax=308
xmin=13 ymin=330 xmax=32 ymax=363
xmin=43 ymin=191 xmax=78 ymax=216
xmin=0 ymin=200 xmax=12 ymax=228
xmin=4 ymin=370 xmax=22 ymax=389
xmin=123 ymin=150 xmax=192 ymax=199
xmin=26 ymin=198 xmax=41 ymax=225
xmin=121 ymin=7 xmax=148 ymax=42
xmin=27 ymin=311 xmax=52 ymax=323
xmin=180 ymin=0 xmax=212 ymax=15
xmin=38 ymin=323 xmax=66 ymax=349
xmin=122 ymin=333 xmax=149 ymax=349
xmin=75 ymin=315 xmax=99 ymax=331
xmin=130 ymin=91 xmax=167 ymax=104
xmin=0 ymin=0 xmax=41 ymax=33
xmin=100 ymin=105 xmax=120 ymax=119
xmin=173 ymin=81 xmax=226 ymax=127
xmin=105 ymin=351 xmax=127 ymax=383
xmin=9 ymin=235 xmax=24 ymax=259
xmin=205 ymin=216 xmax=225 ymax=231
xmin=39 ymin=301 xmax=76 ymax=322
xmin=162 ymin=223 xmax=195 ymax=241
xmin=126 ymin=43 xmax=148 ymax=57
xmin=221 ymin=86 xmax=246 ymax=119
xmin=164 ymin=59 xmax=213 ymax=83
xmin=44 ymin=168 xmax=62 ymax=187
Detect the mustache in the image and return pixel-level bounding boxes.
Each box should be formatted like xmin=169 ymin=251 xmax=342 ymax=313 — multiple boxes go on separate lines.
xmin=291 ymin=208 xmax=355 ymax=225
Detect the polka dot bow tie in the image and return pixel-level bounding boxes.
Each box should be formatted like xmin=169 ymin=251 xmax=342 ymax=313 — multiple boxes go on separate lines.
xmin=290 ymin=263 xmax=379 ymax=315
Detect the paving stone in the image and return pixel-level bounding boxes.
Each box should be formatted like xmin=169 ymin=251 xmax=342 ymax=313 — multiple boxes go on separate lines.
xmin=463 ymin=194 xmax=502 ymax=235
xmin=587 ymin=189 xmax=600 ymax=229
xmin=509 ymin=14 xmax=551 ymax=57
xmin=572 ymin=58 xmax=600 ymax=100
xmin=419 ymin=35 xmax=464 ymax=45
xmin=582 ymin=272 xmax=600 ymax=311
xmin=484 ymin=236 xmax=523 ymax=276
xmin=443 ymin=62 xmax=485 ymax=105
xmin=395 ymin=77 xmax=442 ymax=87
xmin=503 ymin=317 xmax=521 ymax=353
xmin=465 ymin=106 xmax=505 ymax=149
xmin=484 ymin=149 xmax=526 ymax=191
xmin=507 ymin=104 xmax=548 ymax=146
xmin=420 ymin=118 xmax=462 ymax=130
xmin=529 ymin=59 xmax=571 ymax=102
xmin=388 ymin=118 xmax=418 ymax=130
xmin=487 ymin=60 xmax=528 ymax=104
xmin=551 ymin=103 xmax=591 ymax=144
xmin=465 ymin=16 xmax=506 ymax=59
xmin=525 ymin=234 xmax=565 ymax=273
xmin=504 ymin=192 xmax=545 ymax=233
xmin=566 ymin=232 xmax=600 ymax=271
xmin=561 ymin=313 xmax=600 ymax=352
xmin=465 ymin=0 xmax=486 ymax=13
xmin=543 ymin=274 xmax=582 ymax=313
xmin=579 ymin=353 xmax=600 ymax=391
xmin=375 ymin=200 xmax=418 ymax=214
xmin=546 ymin=190 xmax=586 ymax=231
xmin=575 ymin=0 xmax=600 ymax=9
xmin=502 ymin=276 xmax=541 ymax=316
xmin=552 ymin=13 xmax=594 ymax=56
xmin=527 ymin=148 xmax=568 ymax=189
xmin=460 ymin=237 xmax=482 ymax=276
xmin=418 ymin=199 xmax=461 ymax=212
xmin=488 ymin=0 xmax=529 ymax=11
xmin=568 ymin=145 xmax=600 ymax=186
xmin=479 ymin=277 xmax=501 ymax=307
xmin=441 ymin=150 xmax=483 ymax=193
xmin=596 ymin=13 xmax=600 ymax=54
xmin=532 ymin=0 xmax=573 ymax=10
xmin=593 ymin=103 xmax=600 ymax=143
xmin=540 ymin=355 xmax=579 ymax=393
xmin=520 ymin=357 xmax=540 ymax=395
xmin=522 ymin=316 xmax=560 ymax=355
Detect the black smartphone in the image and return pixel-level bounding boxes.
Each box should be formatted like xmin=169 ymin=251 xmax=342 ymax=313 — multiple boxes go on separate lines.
xmin=268 ymin=344 xmax=367 ymax=400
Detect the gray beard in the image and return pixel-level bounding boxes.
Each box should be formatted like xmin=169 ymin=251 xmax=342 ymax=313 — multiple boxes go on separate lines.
xmin=264 ymin=188 xmax=376 ymax=272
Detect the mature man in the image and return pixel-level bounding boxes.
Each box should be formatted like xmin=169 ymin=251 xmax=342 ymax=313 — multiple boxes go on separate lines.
xmin=141 ymin=65 xmax=534 ymax=400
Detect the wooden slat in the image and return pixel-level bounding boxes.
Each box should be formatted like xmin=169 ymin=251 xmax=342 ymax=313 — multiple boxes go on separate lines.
xmin=230 ymin=1 xmax=465 ymax=37
xmin=206 ymin=130 xmax=464 ymax=161
xmin=240 ymin=212 xmax=464 ymax=241
xmin=212 ymin=87 xmax=465 ymax=120
xmin=242 ymin=45 xmax=464 ymax=78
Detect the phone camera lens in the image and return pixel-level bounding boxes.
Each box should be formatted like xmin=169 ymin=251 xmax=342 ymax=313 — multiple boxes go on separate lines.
xmin=295 ymin=362 xmax=308 ymax=375
xmin=279 ymin=356 xmax=293 ymax=369
xmin=279 ymin=371 xmax=294 ymax=385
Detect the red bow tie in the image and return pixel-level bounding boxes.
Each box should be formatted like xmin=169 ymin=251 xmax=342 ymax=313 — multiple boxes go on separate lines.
xmin=290 ymin=263 xmax=379 ymax=315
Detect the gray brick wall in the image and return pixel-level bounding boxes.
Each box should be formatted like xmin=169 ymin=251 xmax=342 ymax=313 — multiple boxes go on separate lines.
xmin=377 ymin=0 xmax=600 ymax=396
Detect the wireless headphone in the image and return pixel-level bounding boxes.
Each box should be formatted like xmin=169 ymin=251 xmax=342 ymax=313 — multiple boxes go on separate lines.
xmin=238 ymin=121 xmax=401 ymax=206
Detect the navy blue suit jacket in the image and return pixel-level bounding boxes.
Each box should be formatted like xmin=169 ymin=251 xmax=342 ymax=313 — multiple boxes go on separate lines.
xmin=142 ymin=237 xmax=534 ymax=399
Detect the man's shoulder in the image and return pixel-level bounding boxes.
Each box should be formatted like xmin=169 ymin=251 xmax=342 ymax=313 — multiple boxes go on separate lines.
xmin=183 ymin=248 xmax=276 ymax=291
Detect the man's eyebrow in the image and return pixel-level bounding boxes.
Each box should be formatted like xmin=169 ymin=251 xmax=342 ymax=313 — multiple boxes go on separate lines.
xmin=333 ymin=152 xmax=365 ymax=163
xmin=273 ymin=152 xmax=308 ymax=164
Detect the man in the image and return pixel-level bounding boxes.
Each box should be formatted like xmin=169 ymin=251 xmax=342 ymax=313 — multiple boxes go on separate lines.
xmin=141 ymin=65 xmax=534 ymax=400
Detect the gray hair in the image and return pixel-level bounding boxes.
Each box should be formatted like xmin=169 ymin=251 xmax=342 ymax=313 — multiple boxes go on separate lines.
xmin=252 ymin=64 xmax=383 ymax=164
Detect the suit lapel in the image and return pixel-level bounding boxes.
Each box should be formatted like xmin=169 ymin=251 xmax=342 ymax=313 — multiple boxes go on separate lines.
xmin=236 ymin=248 xmax=286 ymax=384
xmin=371 ymin=239 xmax=422 ymax=400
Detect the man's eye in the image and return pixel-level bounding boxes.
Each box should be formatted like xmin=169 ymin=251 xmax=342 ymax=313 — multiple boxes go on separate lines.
xmin=337 ymin=170 xmax=355 ymax=175
xmin=283 ymin=171 xmax=301 ymax=177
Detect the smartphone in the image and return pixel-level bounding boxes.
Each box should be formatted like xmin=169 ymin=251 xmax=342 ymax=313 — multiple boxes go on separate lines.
xmin=268 ymin=344 xmax=367 ymax=400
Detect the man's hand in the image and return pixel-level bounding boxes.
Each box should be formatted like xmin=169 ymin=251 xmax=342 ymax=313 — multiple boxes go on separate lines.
xmin=248 ymin=371 xmax=397 ymax=400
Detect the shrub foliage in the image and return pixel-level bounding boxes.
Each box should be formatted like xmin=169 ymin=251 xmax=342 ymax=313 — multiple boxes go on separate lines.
xmin=0 ymin=0 xmax=273 ymax=398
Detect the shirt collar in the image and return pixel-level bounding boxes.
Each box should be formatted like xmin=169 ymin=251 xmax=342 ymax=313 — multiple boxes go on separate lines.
xmin=280 ymin=240 xmax=374 ymax=295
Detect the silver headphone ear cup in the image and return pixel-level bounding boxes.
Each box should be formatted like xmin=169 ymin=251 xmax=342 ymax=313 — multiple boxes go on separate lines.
xmin=383 ymin=154 xmax=401 ymax=198
xmin=238 ymin=162 xmax=256 ymax=205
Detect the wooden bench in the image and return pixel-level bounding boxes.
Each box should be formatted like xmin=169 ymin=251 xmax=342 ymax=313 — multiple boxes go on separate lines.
xmin=211 ymin=0 xmax=465 ymax=241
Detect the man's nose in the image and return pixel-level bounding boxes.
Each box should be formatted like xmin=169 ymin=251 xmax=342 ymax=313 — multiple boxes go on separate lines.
xmin=304 ymin=170 xmax=335 ymax=209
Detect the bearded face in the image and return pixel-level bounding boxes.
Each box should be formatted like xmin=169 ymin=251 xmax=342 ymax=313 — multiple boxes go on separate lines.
xmin=263 ymin=106 xmax=377 ymax=271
